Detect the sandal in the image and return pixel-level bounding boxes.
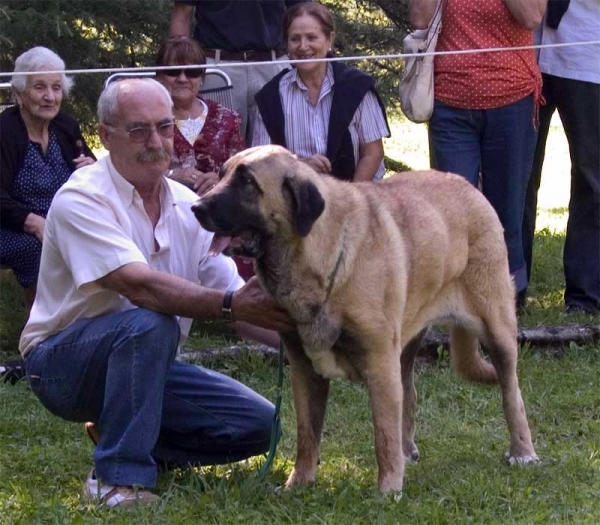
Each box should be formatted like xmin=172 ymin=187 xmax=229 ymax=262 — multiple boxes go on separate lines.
xmin=83 ymin=469 xmax=159 ymax=508
xmin=0 ymin=359 xmax=25 ymax=384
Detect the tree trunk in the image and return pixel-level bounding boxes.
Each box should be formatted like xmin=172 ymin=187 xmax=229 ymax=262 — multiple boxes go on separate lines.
xmin=181 ymin=323 xmax=600 ymax=365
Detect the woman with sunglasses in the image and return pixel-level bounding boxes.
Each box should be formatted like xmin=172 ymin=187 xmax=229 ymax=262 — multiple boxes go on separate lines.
xmin=155 ymin=36 xmax=246 ymax=196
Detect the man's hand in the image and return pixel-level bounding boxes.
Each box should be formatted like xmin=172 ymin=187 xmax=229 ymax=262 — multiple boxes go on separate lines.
xmin=232 ymin=277 xmax=294 ymax=333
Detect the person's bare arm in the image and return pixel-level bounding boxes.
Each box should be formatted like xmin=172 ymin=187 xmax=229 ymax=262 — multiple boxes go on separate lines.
xmin=97 ymin=263 xmax=293 ymax=333
xmin=169 ymin=3 xmax=194 ymax=36
xmin=504 ymin=0 xmax=548 ymax=29
xmin=409 ymin=0 xmax=438 ymax=29
xmin=354 ymin=140 xmax=385 ymax=182
xmin=23 ymin=213 xmax=45 ymax=242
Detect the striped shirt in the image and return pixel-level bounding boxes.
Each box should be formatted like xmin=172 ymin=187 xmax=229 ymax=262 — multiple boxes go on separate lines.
xmin=252 ymin=65 xmax=389 ymax=180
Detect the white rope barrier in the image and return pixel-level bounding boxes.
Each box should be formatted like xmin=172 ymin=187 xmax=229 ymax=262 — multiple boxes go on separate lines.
xmin=0 ymin=40 xmax=598 ymax=78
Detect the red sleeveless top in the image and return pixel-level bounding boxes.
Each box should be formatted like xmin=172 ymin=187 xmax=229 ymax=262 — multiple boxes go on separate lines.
xmin=434 ymin=0 xmax=542 ymax=111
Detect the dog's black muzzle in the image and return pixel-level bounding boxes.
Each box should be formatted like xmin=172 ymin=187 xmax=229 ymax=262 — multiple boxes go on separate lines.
xmin=191 ymin=199 xmax=217 ymax=232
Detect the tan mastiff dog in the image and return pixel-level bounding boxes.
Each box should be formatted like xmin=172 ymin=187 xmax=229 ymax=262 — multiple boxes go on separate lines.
xmin=192 ymin=145 xmax=538 ymax=494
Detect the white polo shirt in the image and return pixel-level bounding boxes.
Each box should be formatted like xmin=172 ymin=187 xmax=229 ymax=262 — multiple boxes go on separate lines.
xmin=19 ymin=155 xmax=244 ymax=357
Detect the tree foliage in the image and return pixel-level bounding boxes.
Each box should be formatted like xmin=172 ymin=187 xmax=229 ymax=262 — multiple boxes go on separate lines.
xmin=0 ymin=0 xmax=411 ymax=138
xmin=0 ymin=0 xmax=172 ymax=138
xmin=323 ymin=0 xmax=410 ymax=111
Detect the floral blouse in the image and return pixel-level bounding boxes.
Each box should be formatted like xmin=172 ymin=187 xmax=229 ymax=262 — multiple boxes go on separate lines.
xmin=171 ymin=97 xmax=246 ymax=174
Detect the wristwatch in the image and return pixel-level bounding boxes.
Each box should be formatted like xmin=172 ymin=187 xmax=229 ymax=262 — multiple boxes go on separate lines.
xmin=222 ymin=290 xmax=234 ymax=322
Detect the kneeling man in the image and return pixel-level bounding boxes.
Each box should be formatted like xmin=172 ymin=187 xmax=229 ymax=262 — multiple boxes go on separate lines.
xmin=19 ymin=78 xmax=292 ymax=508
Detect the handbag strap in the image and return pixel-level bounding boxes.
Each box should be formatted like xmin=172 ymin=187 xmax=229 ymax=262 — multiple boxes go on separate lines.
xmin=424 ymin=0 xmax=444 ymax=51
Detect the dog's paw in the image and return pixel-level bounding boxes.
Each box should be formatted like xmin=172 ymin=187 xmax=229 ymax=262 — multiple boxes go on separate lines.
xmin=382 ymin=490 xmax=403 ymax=503
xmin=505 ymin=451 xmax=540 ymax=466
xmin=284 ymin=468 xmax=316 ymax=490
xmin=378 ymin=474 xmax=404 ymax=494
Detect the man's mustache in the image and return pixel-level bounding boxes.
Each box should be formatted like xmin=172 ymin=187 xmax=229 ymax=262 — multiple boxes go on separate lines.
xmin=137 ymin=148 xmax=171 ymax=162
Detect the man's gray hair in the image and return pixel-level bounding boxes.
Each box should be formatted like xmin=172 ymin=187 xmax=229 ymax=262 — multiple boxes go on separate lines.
xmin=97 ymin=78 xmax=173 ymax=124
xmin=11 ymin=46 xmax=74 ymax=95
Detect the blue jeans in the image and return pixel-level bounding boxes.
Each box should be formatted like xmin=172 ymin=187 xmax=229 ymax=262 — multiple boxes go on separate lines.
xmin=523 ymin=74 xmax=600 ymax=312
xmin=25 ymin=308 xmax=275 ymax=488
xmin=429 ymin=96 xmax=537 ymax=293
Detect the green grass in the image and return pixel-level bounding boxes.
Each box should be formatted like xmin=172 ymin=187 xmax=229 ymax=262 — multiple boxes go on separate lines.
xmin=1 ymin=118 xmax=598 ymax=522
xmin=1 ymin=346 xmax=599 ymax=524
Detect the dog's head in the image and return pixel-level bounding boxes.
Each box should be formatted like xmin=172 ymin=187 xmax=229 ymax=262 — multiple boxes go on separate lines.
xmin=192 ymin=145 xmax=325 ymax=258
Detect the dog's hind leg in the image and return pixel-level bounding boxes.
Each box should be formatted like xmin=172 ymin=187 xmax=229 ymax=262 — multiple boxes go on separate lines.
xmin=365 ymin=344 xmax=404 ymax=493
xmin=481 ymin=314 xmax=538 ymax=465
xmin=400 ymin=328 xmax=427 ymax=463
xmin=283 ymin=338 xmax=330 ymax=489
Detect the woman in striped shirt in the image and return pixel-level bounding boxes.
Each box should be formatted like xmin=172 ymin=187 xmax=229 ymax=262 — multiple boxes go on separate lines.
xmin=253 ymin=2 xmax=390 ymax=182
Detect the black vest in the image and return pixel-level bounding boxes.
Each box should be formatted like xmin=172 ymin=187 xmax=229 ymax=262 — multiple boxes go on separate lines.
xmin=255 ymin=61 xmax=388 ymax=181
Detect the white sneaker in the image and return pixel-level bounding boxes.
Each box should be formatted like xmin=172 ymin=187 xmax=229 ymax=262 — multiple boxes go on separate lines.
xmin=83 ymin=469 xmax=159 ymax=508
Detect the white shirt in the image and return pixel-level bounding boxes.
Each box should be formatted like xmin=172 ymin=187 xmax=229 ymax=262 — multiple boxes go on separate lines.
xmin=535 ymin=0 xmax=600 ymax=85
xmin=19 ymin=155 xmax=244 ymax=356
xmin=252 ymin=65 xmax=390 ymax=180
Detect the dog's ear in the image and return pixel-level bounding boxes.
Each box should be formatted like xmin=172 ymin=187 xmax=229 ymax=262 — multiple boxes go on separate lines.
xmin=282 ymin=175 xmax=325 ymax=237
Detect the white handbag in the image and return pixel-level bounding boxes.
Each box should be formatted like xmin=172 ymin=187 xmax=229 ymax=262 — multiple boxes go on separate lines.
xmin=399 ymin=0 xmax=444 ymax=123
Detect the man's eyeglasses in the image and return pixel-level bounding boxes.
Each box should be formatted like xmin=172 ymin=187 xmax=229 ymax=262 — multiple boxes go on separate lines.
xmin=105 ymin=121 xmax=175 ymax=143
xmin=162 ymin=68 xmax=204 ymax=79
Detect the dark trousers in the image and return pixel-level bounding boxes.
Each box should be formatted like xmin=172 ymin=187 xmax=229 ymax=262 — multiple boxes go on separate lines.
xmin=429 ymin=96 xmax=537 ymax=293
xmin=522 ymin=74 xmax=600 ymax=312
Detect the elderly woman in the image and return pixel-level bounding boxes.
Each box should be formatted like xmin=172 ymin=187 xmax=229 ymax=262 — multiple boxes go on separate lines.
xmin=155 ymin=36 xmax=246 ymax=195
xmin=0 ymin=46 xmax=95 ymax=309
xmin=253 ymin=2 xmax=390 ymax=182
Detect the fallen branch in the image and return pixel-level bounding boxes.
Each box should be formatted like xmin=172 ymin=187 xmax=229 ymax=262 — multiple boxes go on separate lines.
xmin=181 ymin=324 xmax=600 ymax=365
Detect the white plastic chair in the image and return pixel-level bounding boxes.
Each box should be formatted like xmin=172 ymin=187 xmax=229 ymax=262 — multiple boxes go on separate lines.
xmin=104 ymin=68 xmax=235 ymax=111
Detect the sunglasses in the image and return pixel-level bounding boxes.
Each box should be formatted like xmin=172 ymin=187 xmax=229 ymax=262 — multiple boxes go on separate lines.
xmin=162 ymin=68 xmax=204 ymax=79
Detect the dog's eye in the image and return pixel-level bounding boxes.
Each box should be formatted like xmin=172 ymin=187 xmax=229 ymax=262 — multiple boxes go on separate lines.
xmin=236 ymin=175 xmax=252 ymax=186
xmin=236 ymin=174 xmax=259 ymax=190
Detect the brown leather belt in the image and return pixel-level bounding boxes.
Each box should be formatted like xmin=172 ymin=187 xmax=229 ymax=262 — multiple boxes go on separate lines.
xmin=204 ymin=48 xmax=285 ymax=62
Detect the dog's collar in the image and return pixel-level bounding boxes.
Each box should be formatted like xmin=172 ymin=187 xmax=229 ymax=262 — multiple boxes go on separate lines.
xmin=325 ymin=228 xmax=346 ymax=299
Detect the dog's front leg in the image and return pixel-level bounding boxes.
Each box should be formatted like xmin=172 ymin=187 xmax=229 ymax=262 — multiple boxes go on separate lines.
xmin=283 ymin=335 xmax=330 ymax=489
xmin=365 ymin=347 xmax=404 ymax=494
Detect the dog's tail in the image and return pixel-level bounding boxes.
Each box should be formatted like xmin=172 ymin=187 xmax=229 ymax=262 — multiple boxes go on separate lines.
xmin=449 ymin=326 xmax=498 ymax=384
